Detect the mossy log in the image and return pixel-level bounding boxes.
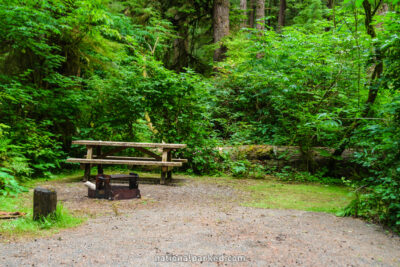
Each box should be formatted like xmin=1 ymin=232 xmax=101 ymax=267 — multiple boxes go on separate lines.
xmin=217 ymin=145 xmax=358 ymax=176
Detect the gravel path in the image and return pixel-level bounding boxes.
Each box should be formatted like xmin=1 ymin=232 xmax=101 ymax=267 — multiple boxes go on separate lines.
xmin=0 ymin=178 xmax=399 ymax=266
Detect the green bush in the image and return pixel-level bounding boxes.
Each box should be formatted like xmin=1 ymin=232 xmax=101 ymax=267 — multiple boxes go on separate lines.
xmin=224 ymin=159 xmax=266 ymax=179
xmin=344 ymin=96 xmax=400 ymax=232
xmin=212 ymin=25 xmax=369 ymax=152
xmin=0 ymin=127 xmax=29 ymax=195
xmin=275 ymin=167 xmax=343 ymax=185
xmin=0 ymin=168 xmax=25 ymax=196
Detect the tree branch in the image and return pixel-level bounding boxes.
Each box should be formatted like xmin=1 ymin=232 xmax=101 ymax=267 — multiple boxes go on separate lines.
xmin=372 ymin=0 xmax=382 ymax=17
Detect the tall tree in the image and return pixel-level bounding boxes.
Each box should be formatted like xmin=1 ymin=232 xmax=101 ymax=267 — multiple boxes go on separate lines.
xmin=361 ymin=0 xmax=383 ymax=112
xmin=240 ymin=0 xmax=247 ymax=28
xmin=326 ymin=0 xmax=336 ymax=29
xmin=278 ymin=0 xmax=286 ymax=29
xmin=249 ymin=0 xmax=255 ymax=28
xmin=213 ymin=0 xmax=230 ymax=61
xmin=169 ymin=13 xmax=190 ymax=71
xmin=255 ymin=0 xmax=265 ymax=30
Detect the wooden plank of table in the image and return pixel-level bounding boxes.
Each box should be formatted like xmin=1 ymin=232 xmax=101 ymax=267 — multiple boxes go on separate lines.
xmin=92 ymin=156 xmax=187 ymax=163
xmin=134 ymin=147 xmax=162 ymax=160
xmin=98 ymin=147 xmax=127 ymax=158
xmin=67 ymin=158 xmax=182 ymax=167
xmin=72 ymin=140 xmax=186 ymax=149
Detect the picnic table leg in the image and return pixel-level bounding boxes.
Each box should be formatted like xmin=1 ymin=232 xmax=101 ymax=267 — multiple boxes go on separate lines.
xmin=161 ymin=168 xmax=167 ymax=185
xmin=96 ymin=146 xmax=103 ymax=175
xmin=160 ymin=149 xmax=169 ymax=185
xmin=167 ymin=151 xmax=172 ymax=181
xmin=84 ymin=164 xmax=91 ymax=181
xmin=84 ymin=145 xmax=93 ymax=181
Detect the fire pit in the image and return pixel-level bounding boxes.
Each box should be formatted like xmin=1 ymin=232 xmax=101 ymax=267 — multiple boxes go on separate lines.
xmin=87 ymin=173 xmax=141 ymax=200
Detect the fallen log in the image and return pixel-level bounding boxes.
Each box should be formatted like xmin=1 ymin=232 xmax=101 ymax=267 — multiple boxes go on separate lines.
xmin=0 ymin=211 xmax=26 ymax=220
xmin=217 ymin=145 xmax=360 ymax=176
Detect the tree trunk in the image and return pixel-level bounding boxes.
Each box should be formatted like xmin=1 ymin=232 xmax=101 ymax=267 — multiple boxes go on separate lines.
xmin=267 ymin=0 xmax=273 ymax=27
xmin=362 ymin=0 xmax=376 ymax=38
xmin=240 ymin=0 xmax=247 ymax=28
xmin=360 ymin=0 xmax=383 ymax=114
xmin=255 ymin=0 xmax=265 ymax=30
xmin=171 ymin=31 xmax=189 ymax=71
xmin=325 ymin=0 xmax=336 ymax=30
xmin=249 ymin=0 xmax=255 ymax=28
xmin=213 ymin=0 xmax=230 ymax=62
xmin=278 ymin=0 xmax=286 ymax=29
xmin=33 ymin=187 xmax=57 ymax=220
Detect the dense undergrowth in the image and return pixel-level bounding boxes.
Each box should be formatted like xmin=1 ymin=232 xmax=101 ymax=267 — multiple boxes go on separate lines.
xmin=0 ymin=0 xmax=399 ymax=232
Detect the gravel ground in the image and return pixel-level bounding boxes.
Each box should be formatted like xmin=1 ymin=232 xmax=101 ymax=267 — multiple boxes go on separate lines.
xmin=0 ymin=178 xmax=399 ymax=266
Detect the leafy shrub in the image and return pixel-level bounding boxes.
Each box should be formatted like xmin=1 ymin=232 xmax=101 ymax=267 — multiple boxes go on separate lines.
xmin=0 ymin=127 xmax=29 ymax=195
xmin=15 ymin=121 xmax=65 ymax=177
xmin=0 ymin=168 xmax=26 ymax=196
xmin=225 ymin=159 xmax=265 ymax=179
xmin=344 ymin=96 xmax=400 ymax=232
xmin=212 ymin=25 xmax=369 ymax=152
xmin=276 ymin=166 xmax=343 ymax=184
xmin=186 ymin=144 xmax=222 ymax=175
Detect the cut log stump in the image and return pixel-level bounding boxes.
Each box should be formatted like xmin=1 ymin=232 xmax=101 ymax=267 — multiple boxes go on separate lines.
xmin=33 ymin=187 xmax=57 ymax=221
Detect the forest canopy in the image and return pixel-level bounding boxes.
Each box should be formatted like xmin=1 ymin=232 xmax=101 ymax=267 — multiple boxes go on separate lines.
xmin=0 ymin=0 xmax=399 ymax=231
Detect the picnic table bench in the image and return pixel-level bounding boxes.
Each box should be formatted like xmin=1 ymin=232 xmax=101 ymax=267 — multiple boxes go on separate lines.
xmin=66 ymin=140 xmax=187 ymax=184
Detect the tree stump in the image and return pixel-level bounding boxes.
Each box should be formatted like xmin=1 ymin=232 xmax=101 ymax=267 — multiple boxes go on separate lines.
xmin=33 ymin=187 xmax=57 ymax=221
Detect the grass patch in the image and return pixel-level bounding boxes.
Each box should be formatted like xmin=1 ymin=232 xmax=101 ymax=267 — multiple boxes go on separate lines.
xmin=0 ymin=192 xmax=84 ymax=240
xmin=22 ymin=169 xmax=85 ymax=187
xmin=188 ymin=174 xmax=354 ymax=213
xmin=0 ymin=173 xmax=85 ymax=241
xmin=241 ymin=180 xmax=353 ymax=213
xmin=0 ymin=203 xmax=83 ymax=240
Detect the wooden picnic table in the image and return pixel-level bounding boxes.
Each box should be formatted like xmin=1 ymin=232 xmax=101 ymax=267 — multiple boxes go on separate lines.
xmin=66 ymin=140 xmax=187 ymax=184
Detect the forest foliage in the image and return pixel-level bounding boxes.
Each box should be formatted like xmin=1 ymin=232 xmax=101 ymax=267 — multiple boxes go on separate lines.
xmin=0 ymin=0 xmax=399 ymax=231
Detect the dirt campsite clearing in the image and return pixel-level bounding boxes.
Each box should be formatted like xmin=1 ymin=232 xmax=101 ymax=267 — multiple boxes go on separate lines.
xmin=0 ymin=174 xmax=399 ymax=266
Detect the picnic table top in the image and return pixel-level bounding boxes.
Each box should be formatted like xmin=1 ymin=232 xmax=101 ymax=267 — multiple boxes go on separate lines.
xmin=72 ymin=140 xmax=187 ymax=149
